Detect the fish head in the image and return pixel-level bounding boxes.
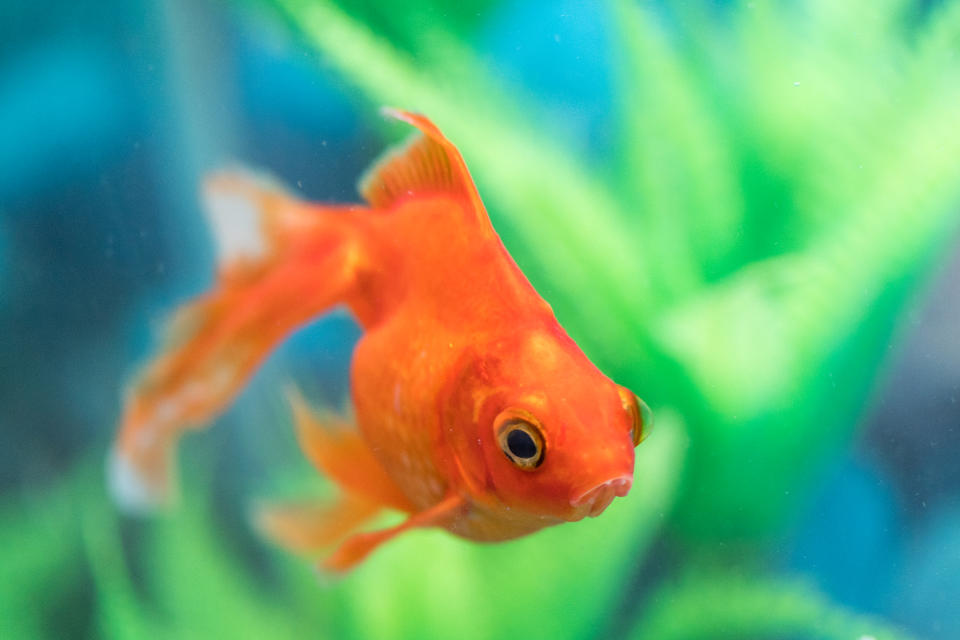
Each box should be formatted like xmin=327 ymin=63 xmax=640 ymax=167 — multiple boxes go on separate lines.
xmin=442 ymin=328 xmax=652 ymax=523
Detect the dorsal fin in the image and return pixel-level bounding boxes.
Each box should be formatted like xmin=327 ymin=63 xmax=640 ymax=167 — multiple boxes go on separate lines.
xmin=358 ymin=108 xmax=490 ymax=229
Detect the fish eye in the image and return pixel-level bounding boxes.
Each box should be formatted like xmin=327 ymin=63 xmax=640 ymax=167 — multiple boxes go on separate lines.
xmin=618 ymin=386 xmax=653 ymax=447
xmin=494 ymin=410 xmax=545 ymax=471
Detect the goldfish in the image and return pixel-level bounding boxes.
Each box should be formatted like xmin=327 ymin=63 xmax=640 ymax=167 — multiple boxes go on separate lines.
xmin=109 ymin=108 xmax=652 ymax=572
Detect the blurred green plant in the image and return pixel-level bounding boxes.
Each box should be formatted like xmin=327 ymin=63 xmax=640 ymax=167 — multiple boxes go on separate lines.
xmin=5 ymin=0 xmax=958 ymax=638
xmin=0 ymin=411 xmax=682 ymax=639
xmin=263 ymin=0 xmax=960 ymax=544
xmin=254 ymin=0 xmax=954 ymax=636
xmin=629 ymin=569 xmax=915 ymax=640
xmin=325 ymin=0 xmax=504 ymax=56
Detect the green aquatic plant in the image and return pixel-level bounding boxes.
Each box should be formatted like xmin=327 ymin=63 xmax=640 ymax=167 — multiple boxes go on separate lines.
xmin=3 ymin=0 xmax=957 ymax=638
xmin=629 ymin=569 xmax=915 ymax=640
xmin=0 ymin=414 xmax=683 ymax=639
xmin=253 ymin=0 xmax=953 ymax=636
xmin=263 ymin=0 xmax=960 ymax=543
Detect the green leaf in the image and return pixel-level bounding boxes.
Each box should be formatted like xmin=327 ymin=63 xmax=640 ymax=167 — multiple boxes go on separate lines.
xmin=611 ymin=0 xmax=742 ymax=293
xmin=0 ymin=465 xmax=91 ymax=639
xmin=630 ymin=570 xmax=915 ymax=640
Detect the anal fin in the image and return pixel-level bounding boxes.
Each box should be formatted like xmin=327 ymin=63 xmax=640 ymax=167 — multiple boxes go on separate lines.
xmin=254 ymin=389 xmax=420 ymax=567
xmin=287 ymin=387 xmax=413 ymax=513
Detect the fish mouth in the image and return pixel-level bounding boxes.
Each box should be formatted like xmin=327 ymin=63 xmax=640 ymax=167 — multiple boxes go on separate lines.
xmin=570 ymin=475 xmax=633 ymax=518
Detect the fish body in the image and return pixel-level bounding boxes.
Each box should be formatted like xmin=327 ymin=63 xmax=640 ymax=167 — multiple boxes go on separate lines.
xmin=110 ymin=110 xmax=651 ymax=571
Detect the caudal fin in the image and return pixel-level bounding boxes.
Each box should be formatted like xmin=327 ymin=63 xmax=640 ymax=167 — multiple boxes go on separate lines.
xmin=109 ymin=170 xmax=369 ymax=512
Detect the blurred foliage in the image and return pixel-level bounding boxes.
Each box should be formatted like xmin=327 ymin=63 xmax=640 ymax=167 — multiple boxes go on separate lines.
xmin=264 ymin=0 xmax=960 ymax=539
xmin=629 ymin=570 xmax=915 ymax=640
xmin=329 ymin=0 xmax=504 ymax=55
xmin=4 ymin=0 xmax=959 ymax=638
xmin=1 ymin=413 xmax=683 ymax=639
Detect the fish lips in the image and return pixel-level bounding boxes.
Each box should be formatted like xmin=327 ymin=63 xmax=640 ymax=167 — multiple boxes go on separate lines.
xmin=569 ymin=474 xmax=633 ymax=519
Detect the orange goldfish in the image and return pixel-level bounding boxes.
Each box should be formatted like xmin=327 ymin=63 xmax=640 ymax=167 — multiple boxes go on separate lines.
xmin=110 ymin=109 xmax=652 ymax=571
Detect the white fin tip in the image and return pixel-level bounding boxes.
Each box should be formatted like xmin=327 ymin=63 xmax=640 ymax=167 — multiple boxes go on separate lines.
xmin=106 ymin=445 xmax=169 ymax=515
xmin=202 ymin=183 xmax=268 ymax=263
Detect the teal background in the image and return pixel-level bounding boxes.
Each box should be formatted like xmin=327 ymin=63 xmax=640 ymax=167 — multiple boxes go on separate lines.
xmin=2 ymin=0 xmax=960 ymax=638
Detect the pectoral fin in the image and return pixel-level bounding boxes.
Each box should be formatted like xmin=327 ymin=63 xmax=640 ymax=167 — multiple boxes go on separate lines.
xmin=253 ymin=388 xmax=419 ymax=564
xmin=322 ymin=493 xmax=466 ymax=573
xmin=286 ymin=387 xmax=413 ymax=513
xmin=254 ymin=493 xmax=381 ymax=553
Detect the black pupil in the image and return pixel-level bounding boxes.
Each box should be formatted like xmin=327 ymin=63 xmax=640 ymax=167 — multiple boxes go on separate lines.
xmin=506 ymin=429 xmax=537 ymax=459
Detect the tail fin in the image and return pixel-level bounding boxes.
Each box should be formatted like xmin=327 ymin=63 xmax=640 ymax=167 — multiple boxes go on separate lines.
xmin=110 ymin=170 xmax=368 ymax=512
